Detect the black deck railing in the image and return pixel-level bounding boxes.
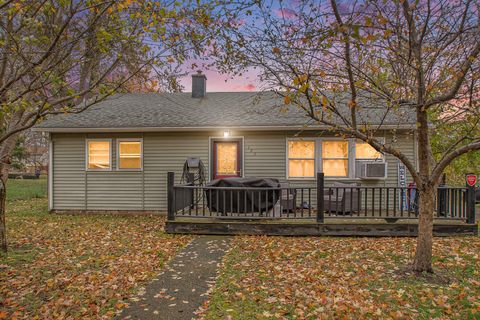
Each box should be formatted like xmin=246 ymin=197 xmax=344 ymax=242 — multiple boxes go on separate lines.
xmin=167 ymin=172 xmax=477 ymax=223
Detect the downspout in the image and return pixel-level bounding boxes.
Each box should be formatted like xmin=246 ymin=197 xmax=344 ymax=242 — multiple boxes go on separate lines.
xmin=142 ymin=132 xmax=145 ymax=210
xmin=48 ymin=133 xmax=53 ymax=211
xmin=85 ymin=133 xmax=88 ymax=210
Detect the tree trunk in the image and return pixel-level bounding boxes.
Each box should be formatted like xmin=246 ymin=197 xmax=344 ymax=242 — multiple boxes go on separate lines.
xmin=0 ymin=174 xmax=6 ymax=252
xmin=412 ymin=186 xmax=435 ymax=272
xmin=0 ymin=135 xmax=19 ymax=252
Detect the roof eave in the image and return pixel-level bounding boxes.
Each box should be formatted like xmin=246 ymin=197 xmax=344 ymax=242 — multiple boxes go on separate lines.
xmin=33 ymin=124 xmax=417 ymax=133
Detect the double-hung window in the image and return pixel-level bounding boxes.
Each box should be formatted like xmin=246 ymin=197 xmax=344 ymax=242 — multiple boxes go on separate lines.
xmin=86 ymin=138 xmax=143 ymax=171
xmin=356 ymin=140 xmax=383 ymax=161
xmin=87 ymin=140 xmax=111 ymax=170
xmin=117 ymin=139 xmax=143 ymax=170
xmin=321 ymin=141 xmax=349 ymax=177
xmin=287 ymin=140 xmax=315 ymax=178
xmin=287 ymin=138 xmax=385 ymax=179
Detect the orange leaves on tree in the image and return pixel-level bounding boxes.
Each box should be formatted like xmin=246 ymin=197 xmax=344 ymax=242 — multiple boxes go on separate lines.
xmin=321 ymin=95 xmax=329 ymax=107
xmin=348 ymin=99 xmax=357 ymax=109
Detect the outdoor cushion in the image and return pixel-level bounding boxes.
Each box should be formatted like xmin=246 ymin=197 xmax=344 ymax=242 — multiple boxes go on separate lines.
xmin=324 ymin=182 xmax=361 ymax=213
xmin=326 ymin=182 xmax=358 ymax=200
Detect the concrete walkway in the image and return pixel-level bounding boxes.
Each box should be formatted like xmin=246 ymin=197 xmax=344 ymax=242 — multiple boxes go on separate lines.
xmin=117 ymin=236 xmax=231 ymax=320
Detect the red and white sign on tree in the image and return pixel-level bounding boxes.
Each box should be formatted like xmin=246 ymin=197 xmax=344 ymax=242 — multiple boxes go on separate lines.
xmin=466 ymin=174 xmax=477 ymax=187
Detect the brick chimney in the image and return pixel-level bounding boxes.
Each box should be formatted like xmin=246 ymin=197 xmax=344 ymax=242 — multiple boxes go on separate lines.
xmin=191 ymin=70 xmax=207 ymax=98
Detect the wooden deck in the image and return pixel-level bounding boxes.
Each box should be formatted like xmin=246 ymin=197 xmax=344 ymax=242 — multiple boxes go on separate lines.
xmin=166 ymin=218 xmax=478 ymax=237
xmin=166 ymin=172 xmax=478 ymax=236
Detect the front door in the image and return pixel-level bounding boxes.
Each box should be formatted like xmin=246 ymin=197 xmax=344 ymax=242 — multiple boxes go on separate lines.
xmin=213 ymin=140 xmax=242 ymax=179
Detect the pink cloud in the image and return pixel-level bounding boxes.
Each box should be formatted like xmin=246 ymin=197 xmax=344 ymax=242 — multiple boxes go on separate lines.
xmin=230 ymin=83 xmax=256 ymax=91
xmin=179 ymin=68 xmax=261 ymax=92
xmin=274 ymin=8 xmax=297 ymax=19
xmin=244 ymin=84 xmax=256 ymax=91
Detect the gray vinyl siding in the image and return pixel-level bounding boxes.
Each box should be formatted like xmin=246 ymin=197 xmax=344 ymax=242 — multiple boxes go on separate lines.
xmin=143 ymin=132 xmax=209 ymax=210
xmin=86 ymin=173 xmax=143 ymax=210
xmin=52 ymin=133 xmax=85 ymax=209
xmin=50 ymin=130 xmax=417 ymax=211
xmin=244 ymin=132 xmax=286 ymax=178
xmin=86 ymin=133 xmax=144 ymax=210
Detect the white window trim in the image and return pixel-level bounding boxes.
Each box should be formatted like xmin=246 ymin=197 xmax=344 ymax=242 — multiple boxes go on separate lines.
xmin=320 ymin=138 xmax=352 ymax=179
xmin=286 ymin=138 xmax=317 ymax=180
xmin=286 ymin=137 xmax=388 ymax=180
xmin=116 ymin=138 xmax=143 ymax=171
xmin=85 ymin=138 xmax=112 ymax=171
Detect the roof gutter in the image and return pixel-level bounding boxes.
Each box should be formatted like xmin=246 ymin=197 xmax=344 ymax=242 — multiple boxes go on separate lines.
xmin=33 ymin=124 xmax=417 ymax=133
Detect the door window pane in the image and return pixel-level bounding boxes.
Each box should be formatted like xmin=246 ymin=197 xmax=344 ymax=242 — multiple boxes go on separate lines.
xmin=88 ymin=140 xmax=110 ymax=169
xmin=119 ymin=141 xmax=142 ymax=169
xmin=288 ymin=140 xmax=315 ymax=178
xmin=217 ymin=142 xmax=238 ymax=175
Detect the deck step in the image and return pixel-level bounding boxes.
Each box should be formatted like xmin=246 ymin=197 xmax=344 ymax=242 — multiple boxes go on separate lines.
xmin=166 ymin=221 xmax=478 ymax=237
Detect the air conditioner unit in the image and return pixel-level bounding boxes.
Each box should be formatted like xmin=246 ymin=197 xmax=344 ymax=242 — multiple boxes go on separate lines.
xmin=359 ymin=162 xmax=387 ymax=179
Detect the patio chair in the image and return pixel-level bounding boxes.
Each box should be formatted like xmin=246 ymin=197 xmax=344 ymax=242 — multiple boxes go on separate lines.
xmin=279 ymin=182 xmax=296 ymax=213
xmin=324 ymin=182 xmax=360 ymax=214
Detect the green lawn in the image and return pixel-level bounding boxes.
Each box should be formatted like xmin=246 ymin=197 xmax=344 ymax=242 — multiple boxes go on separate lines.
xmin=0 ymin=178 xmax=191 ymax=319
xmin=6 ymin=177 xmax=47 ymax=201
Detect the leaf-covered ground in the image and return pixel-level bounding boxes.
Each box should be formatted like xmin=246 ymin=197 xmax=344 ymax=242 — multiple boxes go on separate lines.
xmin=2 ymin=179 xmax=479 ymax=319
xmin=203 ymin=236 xmax=480 ymax=320
xmin=0 ymin=198 xmax=191 ymax=319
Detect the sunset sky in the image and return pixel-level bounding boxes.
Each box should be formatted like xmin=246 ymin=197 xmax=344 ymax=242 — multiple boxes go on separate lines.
xmin=176 ymin=0 xmax=303 ymax=93
xmin=174 ymin=0 xmax=372 ymax=92
xmin=178 ymin=67 xmax=261 ymax=92
xmin=180 ymin=68 xmax=259 ymax=92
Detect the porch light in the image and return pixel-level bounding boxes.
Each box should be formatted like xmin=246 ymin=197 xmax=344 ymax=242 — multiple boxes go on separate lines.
xmin=223 ymin=130 xmax=230 ymax=138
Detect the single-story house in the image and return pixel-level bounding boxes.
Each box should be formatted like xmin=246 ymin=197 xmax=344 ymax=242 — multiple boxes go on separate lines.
xmin=35 ymin=72 xmax=418 ymax=213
